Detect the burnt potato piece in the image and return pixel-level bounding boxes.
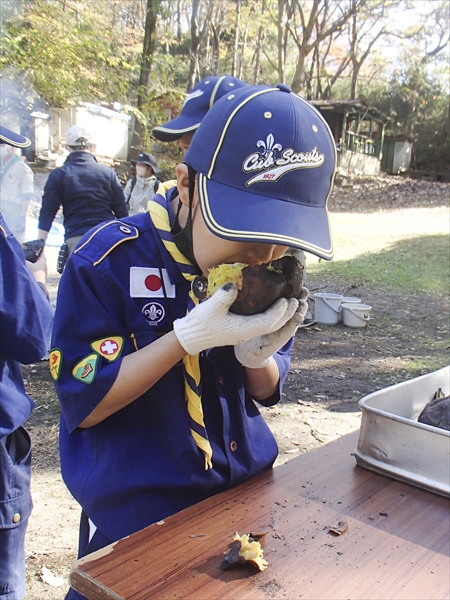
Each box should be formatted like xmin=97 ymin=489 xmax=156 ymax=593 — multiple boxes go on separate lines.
xmin=208 ymin=255 xmax=304 ymax=315
xmin=418 ymin=388 xmax=450 ymax=431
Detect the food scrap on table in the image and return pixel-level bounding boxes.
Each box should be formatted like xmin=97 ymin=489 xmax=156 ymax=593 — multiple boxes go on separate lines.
xmin=220 ymin=532 xmax=268 ymax=572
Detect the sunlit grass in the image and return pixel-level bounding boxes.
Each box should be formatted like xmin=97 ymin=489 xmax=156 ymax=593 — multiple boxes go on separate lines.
xmin=309 ymin=234 xmax=449 ymax=294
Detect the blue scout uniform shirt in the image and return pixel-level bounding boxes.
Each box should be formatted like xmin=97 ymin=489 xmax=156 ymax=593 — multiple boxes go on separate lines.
xmin=52 ymin=189 xmax=293 ymax=543
xmin=0 ymin=215 xmax=54 ymax=437
xmin=0 ymin=214 xmax=53 ymax=528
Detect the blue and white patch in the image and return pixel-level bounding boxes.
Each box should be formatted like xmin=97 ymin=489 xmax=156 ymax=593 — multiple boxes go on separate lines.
xmin=142 ymin=301 xmax=166 ymax=327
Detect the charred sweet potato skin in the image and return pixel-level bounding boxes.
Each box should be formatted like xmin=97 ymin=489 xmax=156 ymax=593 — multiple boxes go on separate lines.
xmin=230 ymin=255 xmax=304 ymax=315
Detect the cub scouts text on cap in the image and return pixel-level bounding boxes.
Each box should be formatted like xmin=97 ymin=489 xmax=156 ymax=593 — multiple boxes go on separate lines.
xmin=184 ymin=84 xmax=337 ymax=261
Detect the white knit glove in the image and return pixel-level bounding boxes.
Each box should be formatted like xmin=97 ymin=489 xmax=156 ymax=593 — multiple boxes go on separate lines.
xmin=173 ymin=283 xmax=299 ymax=355
xmin=234 ymin=287 xmax=309 ymax=369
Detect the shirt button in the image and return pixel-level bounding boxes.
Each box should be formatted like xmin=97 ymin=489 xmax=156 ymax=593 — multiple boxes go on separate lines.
xmin=229 ymin=440 xmax=238 ymax=452
xmin=12 ymin=513 xmax=21 ymax=523
xmin=218 ymin=376 xmax=224 ymax=386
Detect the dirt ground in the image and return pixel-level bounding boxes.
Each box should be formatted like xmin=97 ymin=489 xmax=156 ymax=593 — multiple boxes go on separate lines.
xmin=20 ymin=173 xmax=449 ymax=599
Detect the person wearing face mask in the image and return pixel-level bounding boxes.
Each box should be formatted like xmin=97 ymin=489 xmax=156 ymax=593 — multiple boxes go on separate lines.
xmin=123 ymin=152 xmax=162 ymax=216
xmin=0 ymin=128 xmax=35 ymax=243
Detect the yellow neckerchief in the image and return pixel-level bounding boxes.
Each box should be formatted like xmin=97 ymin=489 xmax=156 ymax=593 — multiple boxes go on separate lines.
xmin=148 ymin=198 xmax=213 ymax=470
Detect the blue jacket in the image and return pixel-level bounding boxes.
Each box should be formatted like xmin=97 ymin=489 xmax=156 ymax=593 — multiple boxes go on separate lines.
xmin=52 ymin=190 xmax=293 ymax=543
xmin=38 ymin=152 xmax=128 ymax=240
xmin=0 ymin=214 xmax=54 ymax=530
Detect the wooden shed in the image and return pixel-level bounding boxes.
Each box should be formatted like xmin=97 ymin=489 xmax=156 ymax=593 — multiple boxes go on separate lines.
xmin=310 ymin=99 xmax=389 ymax=175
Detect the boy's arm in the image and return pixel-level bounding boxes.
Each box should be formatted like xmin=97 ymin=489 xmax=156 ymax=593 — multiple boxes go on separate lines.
xmin=0 ymin=224 xmax=53 ymax=364
xmin=79 ymin=331 xmax=185 ymax=428
xmin=38 ymin=171 xmax=62 ymax=239
xmin=243 ymin=359 xmax=280 ymax=401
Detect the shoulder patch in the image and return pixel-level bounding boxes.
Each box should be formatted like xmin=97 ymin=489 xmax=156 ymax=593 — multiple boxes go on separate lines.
xmin=72 ymin=353 xmax=99 ymax=384
xmin=49 ymin=348 xmax=63 ymax=381
xmin=73 ymin=221 xmax=139 ymax=266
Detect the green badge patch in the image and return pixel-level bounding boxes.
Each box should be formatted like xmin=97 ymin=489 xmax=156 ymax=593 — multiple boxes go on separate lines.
xmin=72 ymin=353 xmax=99 ymax=384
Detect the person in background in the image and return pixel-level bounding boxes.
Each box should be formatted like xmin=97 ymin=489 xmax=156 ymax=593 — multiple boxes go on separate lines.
xmin=38 ymin=125 xmax=128 ymax=255
xmin=0 ymin=126 xmax=54 ymax=600
xmin=0 ymin=126 xmax=34 ymax=243
xmin=152 ymin=75 xmax=248 ymax=155
xmin=123 ymin=152 xmax=162 ymax=216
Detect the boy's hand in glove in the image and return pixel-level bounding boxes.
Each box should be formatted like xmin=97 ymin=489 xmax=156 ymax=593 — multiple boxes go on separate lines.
xmin=173 ymin=283 xmax=298 ymax=356
xmin=234 ymin=288 xmax=309 ymax=369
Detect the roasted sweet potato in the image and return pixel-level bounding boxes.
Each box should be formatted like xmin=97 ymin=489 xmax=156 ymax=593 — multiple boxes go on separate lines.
xmin=208 ymin=255 xmax=304 ymax=315
xmin=418 ymin=388 xmax=450 ymax=431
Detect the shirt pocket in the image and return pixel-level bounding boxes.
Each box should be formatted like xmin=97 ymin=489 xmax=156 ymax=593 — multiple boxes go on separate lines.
xmin=0 ymin=427 xmax=33 ymax=529
xmin=2 ymin=171 xmax=24 ymax=204
xmin=129 ymin=328 xmax=159 ymax=352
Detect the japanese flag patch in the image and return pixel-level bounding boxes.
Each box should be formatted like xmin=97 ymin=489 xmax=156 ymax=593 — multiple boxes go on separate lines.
xmin=130 ymin=267 xmax=176 ymax=298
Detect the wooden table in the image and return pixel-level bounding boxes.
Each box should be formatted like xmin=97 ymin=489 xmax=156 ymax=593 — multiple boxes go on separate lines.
xmin=70 ymin=432 xmax=450 ymax=600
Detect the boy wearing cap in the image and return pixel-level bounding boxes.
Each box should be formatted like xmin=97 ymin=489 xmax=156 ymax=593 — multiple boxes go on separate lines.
xmin=51 ymin=84 xmax=335 ymax=600
xmin=123 ymin=151 xmax=162 ymax=216
xmin=0 ymin=126 xmax=54 ymax=600
xmin=153 ymin=75 xmax=247 ymax=154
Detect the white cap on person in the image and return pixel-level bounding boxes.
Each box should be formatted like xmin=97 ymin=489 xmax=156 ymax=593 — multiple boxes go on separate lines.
xmin=65 ymin=125 xmax=96 ymax=148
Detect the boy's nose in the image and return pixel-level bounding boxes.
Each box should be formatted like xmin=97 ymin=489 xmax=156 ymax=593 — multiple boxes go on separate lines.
xmin=246 ymin=244 xmax=287 ymax=265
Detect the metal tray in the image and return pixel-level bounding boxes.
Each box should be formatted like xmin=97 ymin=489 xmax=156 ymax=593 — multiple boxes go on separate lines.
xmin=354 ymin=366 xmax=450 ymax=497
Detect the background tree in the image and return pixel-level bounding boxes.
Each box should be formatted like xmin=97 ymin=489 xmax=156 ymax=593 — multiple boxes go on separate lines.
xmin=0 ymin=0 xmax=447 ymax=173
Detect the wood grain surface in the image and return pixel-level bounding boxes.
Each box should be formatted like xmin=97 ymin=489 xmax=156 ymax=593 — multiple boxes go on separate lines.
xmin=70 ymin=432 xmax=450 ymax=600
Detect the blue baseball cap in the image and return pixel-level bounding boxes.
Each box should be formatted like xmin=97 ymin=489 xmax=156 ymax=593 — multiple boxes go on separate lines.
xmin=152 ymin=75 xmax=248 ymax=142
xmin=0 ymin=125 xmax=31 ymax=148
xmin=184 ymin=84 xmax=337 ymax=260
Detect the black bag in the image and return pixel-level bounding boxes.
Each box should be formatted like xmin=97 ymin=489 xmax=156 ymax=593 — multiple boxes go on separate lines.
xmin=57 ymin=243 xmax=69 ymax=274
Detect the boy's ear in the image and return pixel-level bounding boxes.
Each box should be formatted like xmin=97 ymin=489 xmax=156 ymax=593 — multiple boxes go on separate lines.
xmin=176 ymin=163 xmax=190 ymax=207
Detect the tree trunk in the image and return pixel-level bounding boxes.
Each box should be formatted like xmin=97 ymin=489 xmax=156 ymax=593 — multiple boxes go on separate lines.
xmin=290 ymin=46 xmax=307 ymax=93
xmin=187 ymin=0 xmax=201 ymax=91
xmin=176 ymin=0 xmax=182 ymax=42
xmin=131 ymin=0 xmax=159 ymax=157
xmin=231 ymin=0 xmax=241 ymax=77
xmin=350 ymin=64 xmax=359 ymax=100
xmin=277 ymin=0 xmax=285 ymax=83
xmin=253 ymin=25 xmax=264 ymax=84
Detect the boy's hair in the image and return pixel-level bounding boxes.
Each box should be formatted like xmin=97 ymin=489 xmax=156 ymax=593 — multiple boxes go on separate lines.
xmin=184 ymin=84 xmax=337 ymax=261
xmin=152 ymin=75 xmax=247 ymax=142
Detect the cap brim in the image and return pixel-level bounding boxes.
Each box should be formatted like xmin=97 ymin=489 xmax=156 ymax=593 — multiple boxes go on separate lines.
xmin=0 ymin=126 xmax=31 ymax=148
xmin=198 ymin=173 xmax=334 ymax=260
xmin=152 ymin=118 xmax=201 ymax=142
xmin=130 ymin=160 xmax=162 ymax=173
